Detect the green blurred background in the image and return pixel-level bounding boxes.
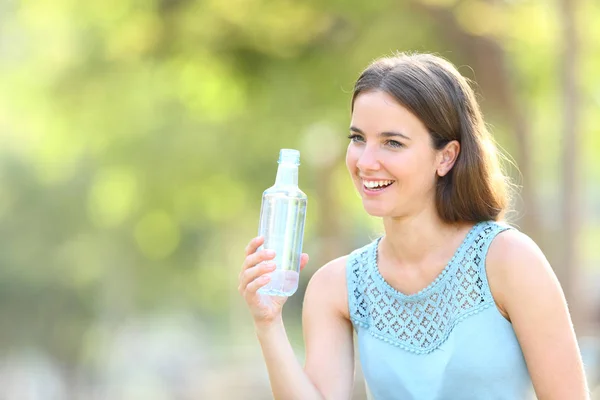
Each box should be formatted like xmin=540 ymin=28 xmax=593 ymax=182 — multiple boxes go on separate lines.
xmin=0 ymin=0 xmax=599 ymax=398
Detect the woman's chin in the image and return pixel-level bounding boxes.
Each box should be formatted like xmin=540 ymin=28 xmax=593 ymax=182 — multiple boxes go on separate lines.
xmin=362 ymin=205 xmax=392 ymax=218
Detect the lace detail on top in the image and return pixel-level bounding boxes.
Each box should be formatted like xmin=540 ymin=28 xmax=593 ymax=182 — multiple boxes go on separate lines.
xmin=347 ymin=221 xmax=511 ymax=354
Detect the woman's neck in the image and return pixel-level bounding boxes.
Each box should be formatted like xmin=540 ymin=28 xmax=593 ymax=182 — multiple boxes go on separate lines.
xmin=381 ymin=211 xmax=471 ymax=269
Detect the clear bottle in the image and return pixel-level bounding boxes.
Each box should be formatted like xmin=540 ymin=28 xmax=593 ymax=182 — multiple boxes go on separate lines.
xmin=257 ymin=149 xmax=307 ymax=297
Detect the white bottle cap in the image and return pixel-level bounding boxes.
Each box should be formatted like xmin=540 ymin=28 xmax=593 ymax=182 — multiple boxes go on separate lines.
xmin=278 ymin=149 xmax=300 ymax=165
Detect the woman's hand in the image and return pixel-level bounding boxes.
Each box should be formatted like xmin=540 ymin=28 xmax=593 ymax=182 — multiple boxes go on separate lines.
xmin=238 ymin=236 xmax=309 ymax=327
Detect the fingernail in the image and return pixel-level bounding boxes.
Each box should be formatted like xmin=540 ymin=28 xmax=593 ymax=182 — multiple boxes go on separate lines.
xmin=261 ymin=275 xmax=270 ymax=281
xmin=265 ymin=263 xmax=276 ymax=270
xmin=265 ymin=250 xmax=275 ymax=257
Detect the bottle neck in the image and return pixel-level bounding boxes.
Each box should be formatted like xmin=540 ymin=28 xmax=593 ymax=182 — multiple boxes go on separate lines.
xmin=275 ymin=163 xmax=299 ymax=186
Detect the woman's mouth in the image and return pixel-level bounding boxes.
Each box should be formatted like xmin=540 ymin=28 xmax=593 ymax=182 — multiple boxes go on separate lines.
xmin=362 ymin=179 xmax=395 ymax=195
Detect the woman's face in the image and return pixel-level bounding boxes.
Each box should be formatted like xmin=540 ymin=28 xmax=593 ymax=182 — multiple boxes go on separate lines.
xmin=346 ymin=90 xmax=441 ymax=218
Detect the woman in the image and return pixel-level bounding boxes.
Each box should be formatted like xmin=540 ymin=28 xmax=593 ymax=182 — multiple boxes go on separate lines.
xmin=238 ymin=53 xmax=589 ymax=399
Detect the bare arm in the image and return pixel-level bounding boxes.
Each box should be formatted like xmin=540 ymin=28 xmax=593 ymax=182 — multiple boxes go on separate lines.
xmin=255 ymin=319 xmax=326 ymax=400
xmin=256 ymin=257 xmax=355 ymax=399
xmin=302 ymin=257 xmax=355 ymax=399
xmin=239 ymin=237 xmax=354 ymax=400
xmin=487 ymin=230 xmax=589 ymax=399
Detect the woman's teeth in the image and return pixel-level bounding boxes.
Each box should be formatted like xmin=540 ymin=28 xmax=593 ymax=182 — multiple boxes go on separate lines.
xmin=363 ymin=180 xmax=394 ymax=189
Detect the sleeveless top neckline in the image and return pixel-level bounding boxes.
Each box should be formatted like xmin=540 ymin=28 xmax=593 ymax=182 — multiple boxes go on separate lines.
xmin=371 ymin=221 xmax=486 ymax=300
xmin=347 ymin=221 xmax=510 ymax=354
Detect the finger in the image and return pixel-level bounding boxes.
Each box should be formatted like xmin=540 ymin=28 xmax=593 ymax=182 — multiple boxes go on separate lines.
xmin=241 ymin=249 xmax=276 ymax=273
xmin=299 ymin=253 xmax=309 ymax=272
xmin=245 ymin=274 xmax=271 ymax=295
xmin=245 ymin=236 xmax=264 ymax=256
xmin=240 ymin=262 xmax=276 ymax=288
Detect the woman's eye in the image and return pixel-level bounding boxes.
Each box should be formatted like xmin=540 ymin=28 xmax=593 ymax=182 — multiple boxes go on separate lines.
xmin=347 ymin=134 xmax=364 ymax=143
xmin=386 ymin=140 xmax=404 ymax=148
xmin=347 ymin=134 xmax=403 ymax=148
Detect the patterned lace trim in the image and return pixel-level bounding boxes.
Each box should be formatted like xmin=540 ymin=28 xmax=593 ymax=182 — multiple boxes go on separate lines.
xmin=370 ymin=221 xmax=485 ymax=300
xmin=348 ymin=222 xmax=509 ymax=354
xmin=352 ymin=302 xmax=494 ymax=355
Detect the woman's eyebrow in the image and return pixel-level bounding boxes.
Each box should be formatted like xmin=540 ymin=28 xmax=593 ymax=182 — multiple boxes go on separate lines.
xmin=349 ymin=126 xmax=411 ymax=140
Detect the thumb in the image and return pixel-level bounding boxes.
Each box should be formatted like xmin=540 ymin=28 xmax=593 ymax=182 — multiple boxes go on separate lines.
xmin=299 ymin=253 xmax=309 ymax=272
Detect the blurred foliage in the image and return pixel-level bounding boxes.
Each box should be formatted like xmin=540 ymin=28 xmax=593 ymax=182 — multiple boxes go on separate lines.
xmin=0 ymin=0 xmax=598 ymax=390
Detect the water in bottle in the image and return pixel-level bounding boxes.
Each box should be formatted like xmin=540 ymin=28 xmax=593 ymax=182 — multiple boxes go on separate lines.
xmin=257 ymin=149 xmax=307 ymax=297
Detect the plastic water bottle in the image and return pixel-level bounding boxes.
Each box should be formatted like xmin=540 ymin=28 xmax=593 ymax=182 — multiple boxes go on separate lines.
xmin=257 ymin=149 xmax=307 ymax=297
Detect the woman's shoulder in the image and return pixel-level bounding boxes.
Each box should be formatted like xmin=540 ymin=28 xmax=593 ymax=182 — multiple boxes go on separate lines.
xmin=309 ymin=255 xmax=350 ymax=288
xmin=307 ymin=239 xmax=378 ymax=316
xmin=305 ymin=255 xmax=351 ymax=319
xmin=486 ymin=225 xmax=548 ymax=269
xmin=485 ymin=224 xmax=555 ymax=317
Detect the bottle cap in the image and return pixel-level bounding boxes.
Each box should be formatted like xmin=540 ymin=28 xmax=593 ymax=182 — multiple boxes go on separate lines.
xmin=278 ymin=149 xmax=300 ymax=165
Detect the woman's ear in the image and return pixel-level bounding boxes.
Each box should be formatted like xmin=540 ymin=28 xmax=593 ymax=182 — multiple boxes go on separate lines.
xmin=436 ymin=140 xmax=460 ymax=177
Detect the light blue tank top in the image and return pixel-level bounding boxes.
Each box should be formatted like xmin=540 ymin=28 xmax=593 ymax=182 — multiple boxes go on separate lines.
xmin=347 ymin=221 xmax=534 ymax=400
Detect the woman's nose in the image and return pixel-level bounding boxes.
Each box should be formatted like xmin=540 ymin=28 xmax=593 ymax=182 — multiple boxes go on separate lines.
xmin=356 ymin=146 xmax=381 ymax=172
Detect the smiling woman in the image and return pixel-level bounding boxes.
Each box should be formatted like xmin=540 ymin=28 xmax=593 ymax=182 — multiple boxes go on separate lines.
xmin=348 ymin=54 xmax=508 ymax=223
xmin=238 ymin=53 xmax=589 ymax=400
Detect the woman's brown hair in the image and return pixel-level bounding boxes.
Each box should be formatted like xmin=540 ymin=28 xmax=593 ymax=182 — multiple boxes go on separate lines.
xmin=352 ymin=53 xmax=510 ymax=223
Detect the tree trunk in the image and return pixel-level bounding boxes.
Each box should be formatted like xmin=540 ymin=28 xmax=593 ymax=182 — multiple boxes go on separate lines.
xmin=559 ymin=0 xmax=582 ymax=330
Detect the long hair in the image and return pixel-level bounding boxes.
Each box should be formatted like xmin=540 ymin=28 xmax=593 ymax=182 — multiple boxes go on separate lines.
xmin=352 ymin=53 xmax=510 ymax=223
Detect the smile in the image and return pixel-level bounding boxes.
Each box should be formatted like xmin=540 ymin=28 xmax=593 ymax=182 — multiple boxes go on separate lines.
xmin=362 ymin=179 xmax=395 ymax=195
